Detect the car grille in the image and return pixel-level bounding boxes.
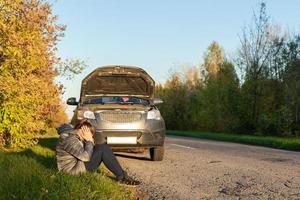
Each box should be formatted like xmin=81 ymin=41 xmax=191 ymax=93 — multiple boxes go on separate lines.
xmin=100 ymin=111 xmax=142 ymax=123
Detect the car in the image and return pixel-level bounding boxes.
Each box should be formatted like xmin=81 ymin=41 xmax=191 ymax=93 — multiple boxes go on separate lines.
xmin=67 ymin=65 xmax=166 ymax=161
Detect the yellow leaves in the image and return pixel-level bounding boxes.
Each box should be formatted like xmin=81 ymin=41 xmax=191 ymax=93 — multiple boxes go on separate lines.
xmin=0 ymin=0 xmax=66 ymax=148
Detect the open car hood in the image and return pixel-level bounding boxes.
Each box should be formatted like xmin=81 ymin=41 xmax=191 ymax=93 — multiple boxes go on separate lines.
xmin=80 ymin=65 xmax=155 ymax=102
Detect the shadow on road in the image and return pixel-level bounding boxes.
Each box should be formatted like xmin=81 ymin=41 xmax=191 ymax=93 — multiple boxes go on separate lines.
xmin=115 ymin=153 xmax=151 ymax=161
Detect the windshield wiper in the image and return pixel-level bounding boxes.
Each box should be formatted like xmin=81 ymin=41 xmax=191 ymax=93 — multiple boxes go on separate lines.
xmin=117 ymin=102 xmax=142 ymax=105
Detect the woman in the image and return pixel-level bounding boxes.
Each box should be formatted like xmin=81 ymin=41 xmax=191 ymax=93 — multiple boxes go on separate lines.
xmin=56 ymin=119 xmax=140 ymax=185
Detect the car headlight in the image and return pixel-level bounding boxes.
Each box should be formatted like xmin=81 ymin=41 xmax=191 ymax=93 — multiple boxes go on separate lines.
xmin=147 ymin=110 xmax=161 ymax=120
xmin=77 ymin=110 xmax=96 ymax=120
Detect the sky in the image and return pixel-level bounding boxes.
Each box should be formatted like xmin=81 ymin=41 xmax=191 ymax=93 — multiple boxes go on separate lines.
xmin=51 ymin=0 xmax=300 ymax=117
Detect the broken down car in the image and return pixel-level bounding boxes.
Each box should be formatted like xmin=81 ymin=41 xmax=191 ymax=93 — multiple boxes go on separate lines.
xmin=67 ymin=65 xmax=166 ymax=161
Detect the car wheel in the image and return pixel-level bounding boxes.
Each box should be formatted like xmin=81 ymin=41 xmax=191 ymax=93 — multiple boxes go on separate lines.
xmin=150 ymin=146 xmax=164 ymax=161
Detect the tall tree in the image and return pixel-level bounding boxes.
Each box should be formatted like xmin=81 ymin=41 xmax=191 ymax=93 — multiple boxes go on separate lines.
xmin=0 ymin=0 xmax=65 ymax=147
xmin=281 ymin=36 xmax=300 ymax=134
xmin=198 ymin=43 xmax=240 ymax=131
xmin=204 ymin=41 xmax=224 ymax=76
xmin=237 ymin=2 xmax=284 ymax=131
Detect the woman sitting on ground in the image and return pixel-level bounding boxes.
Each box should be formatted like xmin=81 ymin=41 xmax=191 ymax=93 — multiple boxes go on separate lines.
xmin=56 ymin=119 xmax=140 ymax=185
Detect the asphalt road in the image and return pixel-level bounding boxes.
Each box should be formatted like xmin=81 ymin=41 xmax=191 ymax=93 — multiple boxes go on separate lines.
xmin=116 ymin=135 xmax=300 ymax=200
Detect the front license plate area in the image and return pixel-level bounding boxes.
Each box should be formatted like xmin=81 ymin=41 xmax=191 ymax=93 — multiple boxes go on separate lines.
xmin=107 ymin=137 xmax=137 ymax=144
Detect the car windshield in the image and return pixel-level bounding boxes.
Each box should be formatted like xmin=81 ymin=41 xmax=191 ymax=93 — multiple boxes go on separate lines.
xmin=83 ymin=96 xmax=150 ymax=105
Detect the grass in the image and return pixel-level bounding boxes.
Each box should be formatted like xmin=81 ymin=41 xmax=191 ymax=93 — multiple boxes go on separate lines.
xmin=167 ymin=130 xmax=300 ymax=151
xmin=0 ymin=135 xmax=135 ymax=200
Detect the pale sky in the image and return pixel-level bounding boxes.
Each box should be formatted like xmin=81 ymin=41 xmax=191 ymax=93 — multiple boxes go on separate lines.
xmin=51 ymin=0 xmax=300 ymax=117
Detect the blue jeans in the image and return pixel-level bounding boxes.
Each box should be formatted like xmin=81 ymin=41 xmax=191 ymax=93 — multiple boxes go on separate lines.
xmin=84 ymin=144 xmax=123 ymax=177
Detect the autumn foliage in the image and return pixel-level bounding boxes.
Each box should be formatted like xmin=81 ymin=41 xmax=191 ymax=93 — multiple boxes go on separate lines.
xmin=0 ymin=0 xmax=67 ymax=148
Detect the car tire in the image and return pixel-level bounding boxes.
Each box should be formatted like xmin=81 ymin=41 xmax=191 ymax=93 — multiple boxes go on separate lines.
xmin=150 ymin=146 xmax=164 ymax=161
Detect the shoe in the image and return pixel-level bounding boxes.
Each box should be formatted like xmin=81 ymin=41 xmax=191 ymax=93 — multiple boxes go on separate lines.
xmin=117 ymin=171 xmax=141 ymax=186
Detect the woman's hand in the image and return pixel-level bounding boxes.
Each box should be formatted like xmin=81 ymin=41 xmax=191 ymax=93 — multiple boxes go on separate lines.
xmin=81 ymin=126 xmax=94 ymax=144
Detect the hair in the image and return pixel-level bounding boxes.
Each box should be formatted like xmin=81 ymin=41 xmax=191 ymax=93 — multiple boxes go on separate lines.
xmin=74 ymin=119 xmax=96 ymax=134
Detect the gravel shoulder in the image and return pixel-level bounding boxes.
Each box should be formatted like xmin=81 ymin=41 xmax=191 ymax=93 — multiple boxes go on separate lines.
xmin=116 ymin=136 xmax=300 ymax=200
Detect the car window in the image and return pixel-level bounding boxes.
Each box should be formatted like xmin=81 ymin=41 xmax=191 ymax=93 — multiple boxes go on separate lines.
xmin=83 ymin=97 xmax=149 ymax=105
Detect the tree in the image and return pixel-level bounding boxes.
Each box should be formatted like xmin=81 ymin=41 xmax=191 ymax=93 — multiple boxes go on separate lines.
xmin=237 ymin=2 xmax=284 ymax=132
xmin=0 ymin=0 xmax=66 ymax=147
xmin=158 ymin=72 xmax=191 ymax=130
xmin=204 ymin=41 xmax=224 ymax=76
xmin=281 ymin=36 xmax=300 ymax=134
xmin=196 ymin=43 xmax=241 ymax=131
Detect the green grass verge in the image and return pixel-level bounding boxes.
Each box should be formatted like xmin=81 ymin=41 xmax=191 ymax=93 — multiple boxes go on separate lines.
xmin=167 ymin=130 xmax=300 ymax=151
xmin=0 ymin=136 xmax=135 ymax=200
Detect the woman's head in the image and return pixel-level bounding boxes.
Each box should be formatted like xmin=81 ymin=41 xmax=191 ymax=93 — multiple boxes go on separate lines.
xmin=74 ymin=119 xmax=96 ymax=134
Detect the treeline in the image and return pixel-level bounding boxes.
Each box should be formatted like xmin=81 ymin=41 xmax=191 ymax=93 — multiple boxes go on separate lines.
xmin=156 ymin=3 xmax=300 ymax=136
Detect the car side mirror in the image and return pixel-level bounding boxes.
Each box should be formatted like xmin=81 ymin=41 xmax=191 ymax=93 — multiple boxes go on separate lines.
xmin=67 ymin=97 xmax=78 ymax=106
xmin=153 ymin=98 xmax=163 ymax=105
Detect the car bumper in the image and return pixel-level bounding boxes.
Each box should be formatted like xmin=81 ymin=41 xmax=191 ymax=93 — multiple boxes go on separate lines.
xmin=94 ymin=129 xmax=165 ymax=147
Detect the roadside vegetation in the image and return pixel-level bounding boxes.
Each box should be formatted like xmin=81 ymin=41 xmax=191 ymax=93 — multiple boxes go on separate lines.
xmin=167 ymin=130 xmax=300 ymax=151
xmin=157 ymin=3 xmax=300 ymax=141
xmin=0 ymin=135 xmax=135 ymax=200
xmin=0 ymin=0 xmax=87 ymax=148
xmin=0 ymin=1 xmax=130 ymax=198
